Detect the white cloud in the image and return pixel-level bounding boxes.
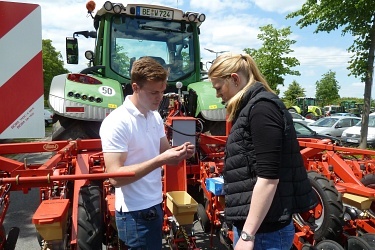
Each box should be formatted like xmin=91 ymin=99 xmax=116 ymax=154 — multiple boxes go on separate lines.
xmin=251 ymin=0 xmax=305 ymax=14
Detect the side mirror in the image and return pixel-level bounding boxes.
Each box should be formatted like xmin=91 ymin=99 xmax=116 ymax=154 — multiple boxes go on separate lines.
xmin=66 ymin=37 xmax=78 ymax=64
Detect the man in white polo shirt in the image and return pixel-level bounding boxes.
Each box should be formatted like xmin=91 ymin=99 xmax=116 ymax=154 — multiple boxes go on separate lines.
xmin=100 ymin=57 xmax=195 ymax=249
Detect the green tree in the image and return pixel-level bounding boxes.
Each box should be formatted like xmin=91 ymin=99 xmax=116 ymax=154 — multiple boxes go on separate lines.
xmin=283 ymin=80 xmax=305 ymax=107
xmin=315 ymin=70 xmax=341 ymax=106
xmin=287 ymin=0 xmax=375 ymax=148
xmin=113 ymin=44 xmax=130 ymax=77
xmin=244 ymin=24 xmax=300 ymax=94
xmin=42 ymin=39 xmax=69 ymax=102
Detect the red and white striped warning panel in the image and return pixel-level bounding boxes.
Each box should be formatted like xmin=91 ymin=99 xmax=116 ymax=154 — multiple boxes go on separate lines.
xmin=0 ymin=1 xmax=44 ymax=139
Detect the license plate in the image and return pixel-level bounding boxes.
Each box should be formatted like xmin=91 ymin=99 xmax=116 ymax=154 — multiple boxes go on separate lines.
xmin=136 ymin=7 xmax=173 ymax=20
xmin=346 ymin=138 xmax=359 ymax=143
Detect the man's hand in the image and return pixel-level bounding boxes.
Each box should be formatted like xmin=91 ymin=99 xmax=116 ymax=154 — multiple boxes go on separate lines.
xmin=160 ymin=142 xmax=195 ymax=165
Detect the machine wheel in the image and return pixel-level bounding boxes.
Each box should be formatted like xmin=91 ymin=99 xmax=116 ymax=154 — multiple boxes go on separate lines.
xmin=3 ymin=226 xmax=19 ymax=250
xmin=315 ymin=239 xmax=344 ymax=249
xmin=302 ymin=243 xmax=317 ymax=250
xmin=196 ymin=203 xmax=210 ymax=233
xmin=360 ymin=174 xmax=375 ymax=212
xmin=52 ymin=115 xmax=101 ymax=140
xmin=359 ymin=233 xmax=375 ymax=248
xmin=345 ymin=236 xmax=372 ymax=250
xmin=296 ymin=171 xmax=344 ymax=242
xmin=77 ymin=185 xmax=103 ymax=250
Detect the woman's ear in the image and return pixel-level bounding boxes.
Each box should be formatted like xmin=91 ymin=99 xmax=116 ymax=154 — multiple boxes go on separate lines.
xmin=231 ymin=73 xmax=240 ymax=87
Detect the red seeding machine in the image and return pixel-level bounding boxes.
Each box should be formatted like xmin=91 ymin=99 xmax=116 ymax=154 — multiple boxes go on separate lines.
xmin=2 ymin=86 xmax=375 ymax=250
xmin=2 ymin=1 xmax=375 ymax=250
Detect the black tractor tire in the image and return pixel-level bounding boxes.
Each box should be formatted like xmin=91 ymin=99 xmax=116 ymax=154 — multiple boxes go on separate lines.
xmin=52 ymin=115 xmax=101 ymax=140
xmin=359 ymin=233 xmax=375 ymax=248
xmin=296 ymin=171 xmax=344 ymax=242
xmin=315 ymin=239 xmax=344 ymax=249
xmin=345 ymin=236 xmax=372 ymax=250
xmin=197 ymin=203 xmax=211 ymax=233
xmin=77 ymin=185 xmax=103 ymax=250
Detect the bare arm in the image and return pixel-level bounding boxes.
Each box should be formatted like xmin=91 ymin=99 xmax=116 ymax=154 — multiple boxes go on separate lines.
xmin=234 ymin=177 xmax=279 ymax=250
xmin=104 ymin=142 xmax=193 ymax=187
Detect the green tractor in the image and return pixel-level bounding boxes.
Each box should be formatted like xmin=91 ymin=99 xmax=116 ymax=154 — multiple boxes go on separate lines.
xmin=288 ymin=97 xmax=323 ymax=120
xmin=340 ymin=100 xmax=363 ymax=117
xmin=48 ymin=1 xmax=226 ymax=140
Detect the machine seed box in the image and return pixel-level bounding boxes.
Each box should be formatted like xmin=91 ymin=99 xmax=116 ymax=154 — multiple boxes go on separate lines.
xmin=166 ymin=191 xmax=197 ymax=225
xmin=206 ymin=177 xmax=225 ymax=195
xmin=32 ymin=199 xmax=69 ymax=241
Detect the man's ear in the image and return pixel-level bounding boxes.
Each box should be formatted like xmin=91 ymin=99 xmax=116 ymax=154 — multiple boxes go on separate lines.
xmin=132 ymin=83 xmax=139 ymax=93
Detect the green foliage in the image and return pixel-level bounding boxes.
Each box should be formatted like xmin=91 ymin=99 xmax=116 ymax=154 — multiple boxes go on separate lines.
xmin=315 ymin=70 xmax=341 ymax=106
xmin=287 ymin=0 xmax=375 ymax=148
xmin=112 ymin=44 xmax=130 ymax=77
xmin=42 ymin=39 xmax=69 ymax=101
xmin=243 ymin=24 xmax=300 ymax=93
xmin=283 ymin=80 xmax=305 ymax=105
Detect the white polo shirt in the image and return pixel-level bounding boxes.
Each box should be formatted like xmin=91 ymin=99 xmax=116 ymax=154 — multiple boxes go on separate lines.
xmin=100 ymin=95 xmax=166 ymax=212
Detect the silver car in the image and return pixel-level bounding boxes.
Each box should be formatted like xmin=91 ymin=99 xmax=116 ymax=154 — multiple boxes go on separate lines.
xmin=308 ymin=116 xmax=361 ymax=137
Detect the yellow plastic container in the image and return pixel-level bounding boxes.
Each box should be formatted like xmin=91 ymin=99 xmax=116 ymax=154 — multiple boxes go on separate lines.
xmin=32 ymin=199 xmax=69 ymax=241
xmin=166 ymin=191 xmax=198 ymax=225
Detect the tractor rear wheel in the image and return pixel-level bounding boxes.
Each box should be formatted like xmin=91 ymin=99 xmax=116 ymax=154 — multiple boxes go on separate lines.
xmin=52 ymin=115 xmax=101 ymax=140
xmin=77 ymin=185 xmax=103 ymax=250
xmin=295 ymin=171 xmax=344 ymax=242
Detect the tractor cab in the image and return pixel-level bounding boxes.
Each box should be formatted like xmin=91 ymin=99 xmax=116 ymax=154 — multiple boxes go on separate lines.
xmin=49 ymin=1 xmax=225 ymax=140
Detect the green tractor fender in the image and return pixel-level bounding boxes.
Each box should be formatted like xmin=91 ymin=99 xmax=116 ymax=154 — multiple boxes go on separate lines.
xmin=187 ymin=81 xmax=226 ymax=122
xmin=289 ymin=105 xmax=302 ymax=114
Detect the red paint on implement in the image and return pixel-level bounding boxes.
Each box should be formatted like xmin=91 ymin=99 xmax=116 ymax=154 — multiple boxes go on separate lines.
xmin=0 ymin=2 xmax=39 ymax=38
xmin=0 ymin=53 xmax=43 ymax=133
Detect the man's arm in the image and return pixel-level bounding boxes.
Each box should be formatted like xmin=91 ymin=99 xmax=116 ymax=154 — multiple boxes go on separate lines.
xmin=104 ymin=143 xmax=192 ymax=187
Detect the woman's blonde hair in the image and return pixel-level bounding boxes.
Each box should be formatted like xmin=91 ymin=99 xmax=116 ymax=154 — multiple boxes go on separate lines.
xmin=208 ymin=53 xmax=274 ymax=121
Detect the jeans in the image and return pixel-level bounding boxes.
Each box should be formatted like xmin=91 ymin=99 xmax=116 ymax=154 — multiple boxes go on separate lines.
xmin=233 ymin=220 xmax=295 ymax=250
xmin=115 ymin=203 xmax=163 ymax=250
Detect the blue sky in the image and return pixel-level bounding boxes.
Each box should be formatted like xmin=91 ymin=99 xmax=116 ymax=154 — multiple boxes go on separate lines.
xmin=14 ymin=0 xmax=367 ymax=99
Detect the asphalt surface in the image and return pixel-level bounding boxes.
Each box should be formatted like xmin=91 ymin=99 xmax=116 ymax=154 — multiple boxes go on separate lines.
xmin=1 ymin=131 xmax=228 ymax=249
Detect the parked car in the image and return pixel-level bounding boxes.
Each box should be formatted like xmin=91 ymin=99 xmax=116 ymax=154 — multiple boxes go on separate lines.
xmin=44 ymin=109 xmax=54 ymax=127
xmin=342 ymin=113 xmax=375 ymax=147
xmin=294 ymin=121 xmax=341 ymax=145
xmin=308 ymin=116 xmax=361 ymax=137
xmin=331 ymin=112 xmax=358 ymax=117
xmin=289 ymin=111 xmax=315 ymax=126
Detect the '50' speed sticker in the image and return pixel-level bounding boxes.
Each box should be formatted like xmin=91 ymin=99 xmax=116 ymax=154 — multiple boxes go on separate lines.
xmin=99 ymin=86 xmax=116 ymax=96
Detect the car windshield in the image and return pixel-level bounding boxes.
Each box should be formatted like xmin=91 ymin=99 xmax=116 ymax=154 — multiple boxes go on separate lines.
xmin=110 ymin=15 xmax=195 ymax=81
xmin=356 ymin=116 xmax=375 ymax=127
xmin=311 ymin=117 xmax=339 ymax=127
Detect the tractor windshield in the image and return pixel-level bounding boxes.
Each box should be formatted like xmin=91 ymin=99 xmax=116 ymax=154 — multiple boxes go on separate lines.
xmin=110 ymin=15 xmax=195 ymax=81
